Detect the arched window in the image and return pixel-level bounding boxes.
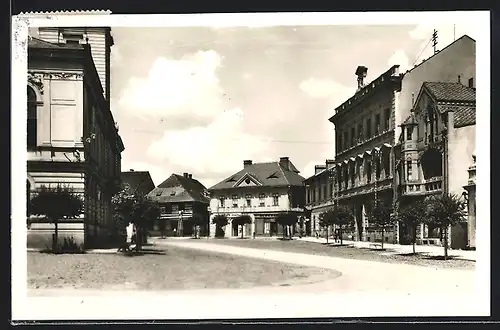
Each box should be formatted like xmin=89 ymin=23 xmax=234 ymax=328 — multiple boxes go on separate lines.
xmin=27 ymin=86 xmax=37 ymax=149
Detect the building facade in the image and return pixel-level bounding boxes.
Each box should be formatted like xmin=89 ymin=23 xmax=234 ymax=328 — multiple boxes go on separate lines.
xmin=209 ymin=158 xmax=306 ymax=237
xmin=396 ymin=81 xmax=476 ymax=249
xmin=320 ymin=34 xmax=476 ymax=244
xmin=121 ymin=169 xmax=156 ymax=197
xmin=463 ymin=153 xmax=476 ymax=249
xmin=26 ymin=25 xmax=124 ymax=249
xmin=147 ymin=173 xmax=210 ymax=237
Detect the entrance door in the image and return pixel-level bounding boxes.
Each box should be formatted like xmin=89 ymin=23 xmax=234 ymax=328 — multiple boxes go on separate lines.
xmin=270 ymin=222 xmax=278 ymax=236
xmin=232 ymin=221 xmax=238 ymax=236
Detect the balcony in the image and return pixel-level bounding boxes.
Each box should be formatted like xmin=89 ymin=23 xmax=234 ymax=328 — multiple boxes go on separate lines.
xmin=212 ymin=205 xmax=296 ymax=214
xmin=400 ymin=177 xmax=442 ymax=196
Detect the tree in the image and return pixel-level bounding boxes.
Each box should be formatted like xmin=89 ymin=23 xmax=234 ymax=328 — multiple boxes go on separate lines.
xmin=29 ymin=185 xmax=84 ymax=252
xmin=424 ymin=193 xmax=466 ymax=260
xmin=275 ymin=212 xmax=298 ymax=240
xmin=112 ymin=187 xmax=161 ymax=252
xmin=318 ymin=209 xmax=335 ymax=244
xmin=212 ymin=214 xmax=229 ymax=238
xmin=157 ymin=218 xmax=167 ymax=238
xmin=190 ymin=214 xmax=206 ymax=239
xmin=397 ymin=200 xmax=427 ymax=254
xmin=232 ymin=215 xmax=252 ymax=238
xmin=333 ymin=204 xmax=354 ymax=246
xmin=366 ymin=199 xmax=395 ymax=249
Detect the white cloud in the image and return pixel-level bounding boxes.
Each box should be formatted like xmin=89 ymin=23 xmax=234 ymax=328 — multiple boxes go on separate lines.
xmin=146 ymin=107 xmax=269 ymax=179
xmin=118 ymin=50 xmax=225 ymax=121
xmin=299 ymin=77 xmax=355 ymax=110
xmin=387 ymin=49 xmax=410 ymax=73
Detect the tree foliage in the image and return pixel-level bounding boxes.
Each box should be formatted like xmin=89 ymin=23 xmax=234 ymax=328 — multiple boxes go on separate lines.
xmin=275 ymin=212 xmax=298 ymax=240
xmin=232 ymin=215 xmax=252 ymax=238
xmin=318 ymin=209 xmax=335 ymax=244
xmin=366 ymin=199 xmax=396 ymax=249
xmin=424 ymin=193 xmax=466 ymax=259
xmin=29 ymin=185 xmax=84 ymax=252
xmin=112 ymin=187 xmax=161 ymax=252
xmin=212 ymin=214 xmax=229 ymax=238
xmin=397 ymin=200 xmax=427 ymax=254
xmin=319 ymin=205 xmax=354 ymax=245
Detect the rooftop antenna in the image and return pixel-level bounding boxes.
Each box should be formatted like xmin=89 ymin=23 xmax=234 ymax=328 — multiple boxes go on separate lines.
xmin=432 ymin=29 xmax=439 ymax=54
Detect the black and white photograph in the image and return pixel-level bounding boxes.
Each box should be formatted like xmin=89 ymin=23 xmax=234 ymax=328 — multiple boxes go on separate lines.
xmin=11 ymin=10 xmax=490 ymax=321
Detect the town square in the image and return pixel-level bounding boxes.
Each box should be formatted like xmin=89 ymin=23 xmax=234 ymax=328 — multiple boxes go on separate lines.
xmin=12 ymin=10 xmax=489 ymax=320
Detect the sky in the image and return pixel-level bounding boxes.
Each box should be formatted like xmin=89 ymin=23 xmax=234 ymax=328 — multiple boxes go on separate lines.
xmin=109 ymin=22 xmax=478 ymax=188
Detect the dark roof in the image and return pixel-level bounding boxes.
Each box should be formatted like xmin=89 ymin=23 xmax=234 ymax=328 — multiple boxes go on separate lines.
xmin=437 ymin=104 xmax=476 ymax=127
xmin=121 ymin=171 xmax=155 ymax=196
xmin=423 ymin=82 xmax=476 ymax=103
xmin=209 ymin=161 xmax=305 ymax=191
xmin=147 ymin=174 xmax=209 ymax=204
xmin=401 ymin=112 xmax=418 ymax=126
xmin=28 ymin=36 xmax=83 ymax=50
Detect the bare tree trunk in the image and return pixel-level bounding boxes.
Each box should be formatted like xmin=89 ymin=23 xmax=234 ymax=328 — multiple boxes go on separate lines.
xmin=412 ymin=225 xmax=417 ymax=255
xmin=53 ymin=219 xmax=59 ymax=252
xmin=443 ymin=226 xmax=449 ymax=260
xmin=241 ymin=225 xmax=244 ymax=239
xmin=340 ymin=228 xmax=343 ymax=245
xmin=326 ymin=226 xmax=329 ymax=244
xmin=381 ymin=228 xmax=385 ymax=250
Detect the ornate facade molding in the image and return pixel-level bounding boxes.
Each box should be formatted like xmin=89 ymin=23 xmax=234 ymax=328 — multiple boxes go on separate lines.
xmin=46 ymin=72 xmax=84 ymax=80
xmin=27 ymin=72 xmax=44 ymax=95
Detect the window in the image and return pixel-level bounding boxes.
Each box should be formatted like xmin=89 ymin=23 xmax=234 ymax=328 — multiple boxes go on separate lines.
xmin=366 ymin=118 xmax=372 ymax=138
xmin=272 ymin=193 xmax=279 ymax=206
xmin=245 ymin=194 xmax=252 ymax=207
xmin=416 ymin=160 xmax=421 ymax=181
xmin=343 ymin=131 xmax=349 ymax=149
xmin=338 ymin=133 xmax=343 ymax=152
xmin=375 ymin=158 xmax=381 ymax=180
xmin=259 ymin=193 xmax=265 ymax=207
xmin=384 ymin=108 xmax=391 ymax=131
xmin=165 ymin=204 xmax=172 ymax=213
xmin=319 ymin=185 xmax=323 ymax=201
xmin=219 ymin=197 xmax=225 ymax=208
xmin=375 ymin=113 xmax=381 ymax=135
xmin=178 ymin=203 xmax=185 ymax=211
xmin=406 ymin=127 xmax=413 ymax=141
xmin=357 ymin=123 xmax=363 ymax=142
xmin=160 ymin=206 xmax=166 ymax=213
xmin=351 ymin=126 xmax=356 ymax=146
xmin=366 ymin=161 xmax=372 ymax=183
xmin=27 ymin=86 xmax=37 ymax=149
xmin=468 ymin=77 xmax=474 ymax=88
xmin=232 ymin=195 xmax=238 ymax=208
xmin=330 ymin=182 xmax=334 ymax=197
xmin=63 ymin=33 xmax=83 ymax=45
xmin=407 ymin=161 xmax=412 ymax=181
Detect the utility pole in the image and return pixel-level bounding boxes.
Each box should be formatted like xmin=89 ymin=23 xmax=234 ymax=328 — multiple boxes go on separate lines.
xmin=432 ymin=29 xmax=439 ymax=54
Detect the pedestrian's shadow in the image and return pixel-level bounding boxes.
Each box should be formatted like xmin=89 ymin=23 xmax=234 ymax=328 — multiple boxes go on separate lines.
xmin=121 ymin=248 xmax=167 ymax=257
xmin=321 ymin=243 xmax=355 ymax=248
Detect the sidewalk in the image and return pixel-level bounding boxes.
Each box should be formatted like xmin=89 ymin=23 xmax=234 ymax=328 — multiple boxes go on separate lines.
xmin=297 ymin=236 xmax=476 ymax=261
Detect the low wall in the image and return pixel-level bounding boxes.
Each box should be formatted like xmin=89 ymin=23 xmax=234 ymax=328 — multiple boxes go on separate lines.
xmin=27 ymin=222 xmax=84 ymax=250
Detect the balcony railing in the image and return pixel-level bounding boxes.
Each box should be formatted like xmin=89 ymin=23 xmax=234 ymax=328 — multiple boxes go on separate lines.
xmin=400 ymin=177 xmax=442 ymax=195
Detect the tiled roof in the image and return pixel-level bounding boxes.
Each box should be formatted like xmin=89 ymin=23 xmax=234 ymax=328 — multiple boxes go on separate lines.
xmin=209 ymin=161 xmax=305 ymax=191
xmin=147 ymin=174 xmax=209 ymax=204
xmin=402 ymin=112 xmax=418 ymax=126
xmin=423 ymin=82 xmax=476 ymax=102
xmin=438 ymin=104 xmax=476 ymax=127
xmin=121 ymin=171 xmax=155 ymax=197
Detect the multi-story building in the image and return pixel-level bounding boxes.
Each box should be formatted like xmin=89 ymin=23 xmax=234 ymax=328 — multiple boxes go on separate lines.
xmin=147 ymin=173 xmax=210 ymax=237
xmin=396 ymin=81 xmax=476 ymax=249
xmin=324 ymin=34 xmax=475 ymax=244
xmin=26 ymin=22 xmax=124 ymax=249
xmin=121 ymin=169 xmax=156 ymax=197
xmin=463 ymin=152 xmax=476 ymax=249
xmin=208 ymin=158 xmax=306 ymax=237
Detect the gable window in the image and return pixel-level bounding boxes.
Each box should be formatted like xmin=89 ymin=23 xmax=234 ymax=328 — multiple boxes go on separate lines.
xmin=62 ymin=32 xmax=83 ymax=45
xmin=245 ymin=194 xmax=252 ymax=207
xmin=27 ymin=86 xmax=37 ymax=150
xmin=272 ymin=193 xmax=279 ymax=206
xmin=384 ymin=108 xmax=391 ymax=131
xmin=375 ymin=113 xmax=381 ymax=135
xmin=219 ymin=197 xmax=225 ymax=208
xmin=232 ymin=195 xmax=238 ymax=208
xmin=259 ymin=193 xmax=265 ymax=207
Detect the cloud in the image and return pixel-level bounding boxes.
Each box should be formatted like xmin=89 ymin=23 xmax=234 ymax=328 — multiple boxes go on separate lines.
xmin=387 ymin=49 xmax=410 ymax=73
xmin=299 ymin=77 xmax=355 ymax=110
xmin=146 ymin=107 xmax=269 ymax=183
xmin=117 ymin=50 xmax=226 ymax=121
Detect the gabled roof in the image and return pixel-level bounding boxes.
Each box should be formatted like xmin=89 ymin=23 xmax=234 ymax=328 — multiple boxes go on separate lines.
xmin=209 ymin=161 xmax=305 ymax=191
xmin=423 ymin=82 xmax=476 ymax=103
xmin=147 ymin=174 xmax=209 ymax=204
xmin=401 ymin=112 xmax=418 ymax=126
xmin=121 ymin=171 xmax=155 ymax=197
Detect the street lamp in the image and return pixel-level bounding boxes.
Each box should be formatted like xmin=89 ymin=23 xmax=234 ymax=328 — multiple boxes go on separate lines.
xmin=178 ymin=210 xmax=184 ymax=237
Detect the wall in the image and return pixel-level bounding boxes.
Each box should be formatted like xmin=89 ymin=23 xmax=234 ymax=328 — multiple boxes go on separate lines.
xmin=210 ymin=187 xmax=292 ymax=214
xmin=448 ymin=125 xmax=476 ymax=196
xmin=395 ymin=36 xmax=476 ymax=140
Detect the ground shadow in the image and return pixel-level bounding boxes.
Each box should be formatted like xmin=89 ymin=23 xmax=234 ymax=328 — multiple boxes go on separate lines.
xmin=277 ymin=238 xmax=294 ymax=241
xmin=395 ymin=252 xmax=428 ymax=257
xmin=423 ymin=255 xmax=464 ymax=261
xmin=321 ymin=243 xmax=355 ymax=248
xmin=121 ymin=249 xmax=167 ymax=257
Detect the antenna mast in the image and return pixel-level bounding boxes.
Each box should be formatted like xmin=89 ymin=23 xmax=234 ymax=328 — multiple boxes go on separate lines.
xmin=432 ymin=29 xmax=438 ymax=54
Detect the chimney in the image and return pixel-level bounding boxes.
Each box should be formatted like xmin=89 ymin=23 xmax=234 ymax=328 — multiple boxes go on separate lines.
xmin=325 ymin=159 xmax=335 ymax=169
xmin=243 ymin=160 xmax=253 ymax=168
xmin=355 ymin=66 xmax=368 ymax=91
xmin=183 ymin=172 xmax=188 ymax=178
xmin=279 ymin=157 xmax=290 ymax=171
xmin=129 ymin=169 xmax=134 ymax=172
xmin=315 ymin=165 xmax=326 ymax=175
xmin=188 ymin=174 xmax=192 ymax=179
xmin=458 ymin=75 xmax=462 ymax=84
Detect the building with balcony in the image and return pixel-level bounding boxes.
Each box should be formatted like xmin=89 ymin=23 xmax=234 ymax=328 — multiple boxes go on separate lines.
xmin=323 ymin=34 xmax=475 ymax=244
xmin=396 ymin=81 xmax=476 ymax=249
xmin=121 ymin=169 xmax=156 ymax=197
xmin=208 ymin=157 xmax=306 ymax=237
xmin=26 ymin=24 xmax=124 ymax=249
xmin=147 ymin=173 xmax=210 ymax=237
